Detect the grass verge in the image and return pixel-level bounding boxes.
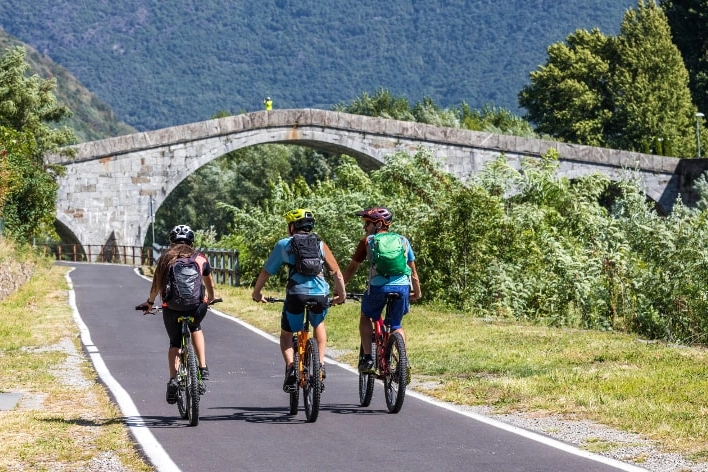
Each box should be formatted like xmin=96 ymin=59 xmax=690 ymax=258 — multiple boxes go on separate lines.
xmin=0 ymin=258 xmax=151 ymax=472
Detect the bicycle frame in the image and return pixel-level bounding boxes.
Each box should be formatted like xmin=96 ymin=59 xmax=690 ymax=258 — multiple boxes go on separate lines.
xmin=265 ymin=297 xmax=322 ymax=423
xmin=350 ymin=292 xmax=408 ymax=413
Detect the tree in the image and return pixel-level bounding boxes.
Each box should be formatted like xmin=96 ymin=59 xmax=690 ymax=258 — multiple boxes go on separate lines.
xmin=518 ymin=29 xmax=614 ymax=146
xmin=0 ymin=46 xmax=75 ymax=243
xmin=519 ymin=1 xmax=696 ymax=156
xmin=661 ymin=0 xmax=708 ymax=116
xmin=609 ymin=0 xmax=695 ymax=155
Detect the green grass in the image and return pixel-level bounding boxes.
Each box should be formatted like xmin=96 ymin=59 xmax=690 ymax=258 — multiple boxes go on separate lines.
xmin=0 ymin=238 xmax=151 ymax=472
xmin=216 ymin=284 xmax=708 ymax=462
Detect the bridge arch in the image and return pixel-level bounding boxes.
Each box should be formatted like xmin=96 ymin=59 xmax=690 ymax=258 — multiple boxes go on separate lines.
xmin=47 ymin=108 xmax=707 ymax=256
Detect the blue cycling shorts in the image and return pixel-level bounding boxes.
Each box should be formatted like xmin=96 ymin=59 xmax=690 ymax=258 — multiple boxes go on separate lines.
xmin=361 ymin=284 xmax=409 ymax=330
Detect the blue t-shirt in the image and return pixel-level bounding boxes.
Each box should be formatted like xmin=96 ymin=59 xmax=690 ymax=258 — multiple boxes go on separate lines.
xmin=263 ymin=236 xmax=330 ymax=296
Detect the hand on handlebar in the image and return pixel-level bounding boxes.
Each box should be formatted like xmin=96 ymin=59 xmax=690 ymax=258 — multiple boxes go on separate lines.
xmin=135 ymin=301 xmax=156 ymax=315
xmin=330 ymin=294 xmax=346 ymax=306
xmin=252 ymin=292 xmax=267 ymax=303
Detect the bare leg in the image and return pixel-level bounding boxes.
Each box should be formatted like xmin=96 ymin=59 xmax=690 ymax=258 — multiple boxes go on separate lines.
xmin=168 ymin=347 xmax=180 ymax=379
xmin=191 ymin=330 xmax=207 ymax=368
xmin=280 ymin=330 xmax=294 ymax=367
xmin=359 ymin=313 xmax=373 ymax=354
xmin=313 ymin=322 xmax=327 ymax=364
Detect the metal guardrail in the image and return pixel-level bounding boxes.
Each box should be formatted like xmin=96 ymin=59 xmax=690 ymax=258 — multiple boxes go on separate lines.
xmin=38 ymin=244 xmax=240 ymax=286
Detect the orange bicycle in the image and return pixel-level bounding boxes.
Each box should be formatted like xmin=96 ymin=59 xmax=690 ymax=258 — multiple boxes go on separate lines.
xmin=266 ymin=297 xmax=323 ymax=423
xmin=349 ymin=292 xmax=408 ymax=413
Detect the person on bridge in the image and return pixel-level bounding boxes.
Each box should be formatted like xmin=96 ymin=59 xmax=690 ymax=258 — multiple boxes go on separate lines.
xmin=252 ymin=209 xmax=346 ymax=392
xmin=263 ymin=96 xmax=273 ymax=110
xmin=137 ymin=224 xmax=217 ymax=404
xmin=342 ymin=206 xmax=421 ymax=376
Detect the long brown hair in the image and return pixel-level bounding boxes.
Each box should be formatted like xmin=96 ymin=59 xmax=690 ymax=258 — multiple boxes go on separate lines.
xmin=152 ymin=243 xmax=196 ymax=291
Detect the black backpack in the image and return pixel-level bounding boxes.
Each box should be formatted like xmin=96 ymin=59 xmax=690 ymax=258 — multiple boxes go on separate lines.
xmin=289 ymin=233 xmax=324 ymax=276
xmin=164 ymin=253 xmax=205 ymax=310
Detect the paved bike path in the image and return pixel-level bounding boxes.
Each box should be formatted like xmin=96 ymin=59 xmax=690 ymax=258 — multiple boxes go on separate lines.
xmin=63 ymin=262 xmax=645 ymax=472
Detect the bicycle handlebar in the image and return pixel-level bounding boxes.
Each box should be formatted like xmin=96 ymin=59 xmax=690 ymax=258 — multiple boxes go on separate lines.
xmin=135 ymin=297 xmax=223 ymax=313
xmin=264 ymin=296 xmax=286 ymax=303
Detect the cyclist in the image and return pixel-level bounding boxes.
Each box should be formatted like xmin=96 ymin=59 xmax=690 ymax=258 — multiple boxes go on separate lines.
xmin=137 ymin=224 xmax=216 ymax=404
xmin=252 ymin=209 xmax=346 ymax=392
xmin=342 ymin=207 xmax=422 ymax=373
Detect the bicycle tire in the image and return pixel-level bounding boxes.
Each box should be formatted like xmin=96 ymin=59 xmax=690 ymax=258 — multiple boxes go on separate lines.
xmin=176 ymin=357 xmax=188 ymax=419
xmin=303 ymin=338 xmax=321 ymax=423
xmin=358 ymin=344 xmax=374 ymax=407
xmin=383 ymin=332 xmax=407 ymax=413
xmin=288 ymin=346 xmax=299 ymax=416
xmin=185 ymin=341 xmax=200 ymax=426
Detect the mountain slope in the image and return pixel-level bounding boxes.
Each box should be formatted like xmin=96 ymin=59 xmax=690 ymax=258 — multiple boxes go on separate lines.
xmin=0 ymin=30 xmax=136 ymax=142
xmin=0 ymin=0 xmax=635 ymax=131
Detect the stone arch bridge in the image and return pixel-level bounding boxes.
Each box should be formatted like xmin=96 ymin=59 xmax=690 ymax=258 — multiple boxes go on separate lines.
xmin=47 ymin=108 xmax=708 ymax=257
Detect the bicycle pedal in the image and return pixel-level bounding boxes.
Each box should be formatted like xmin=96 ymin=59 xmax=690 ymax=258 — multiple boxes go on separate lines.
xmin=199 ymin=382 xmax=207 ymax=395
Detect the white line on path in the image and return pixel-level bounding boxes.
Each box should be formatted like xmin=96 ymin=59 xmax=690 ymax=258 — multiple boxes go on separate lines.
xmin=65 ymin=269 xmax=181 ymax=472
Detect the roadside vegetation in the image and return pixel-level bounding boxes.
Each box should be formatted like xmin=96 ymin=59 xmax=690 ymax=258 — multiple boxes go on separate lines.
xmin=0 ymin=237 xmax=151 ymax=471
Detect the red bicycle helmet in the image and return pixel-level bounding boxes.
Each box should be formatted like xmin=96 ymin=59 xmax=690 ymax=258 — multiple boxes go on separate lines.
xmin=355 ymin=207 xmax=393 ymax=226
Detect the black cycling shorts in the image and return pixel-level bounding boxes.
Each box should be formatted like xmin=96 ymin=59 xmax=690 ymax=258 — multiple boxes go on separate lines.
xmin=163 ymin=303 xmax=208 ymax=348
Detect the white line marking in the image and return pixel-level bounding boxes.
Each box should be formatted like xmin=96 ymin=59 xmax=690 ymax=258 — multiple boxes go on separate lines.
xmin=65 ymin=268 xmax=180 ymax=472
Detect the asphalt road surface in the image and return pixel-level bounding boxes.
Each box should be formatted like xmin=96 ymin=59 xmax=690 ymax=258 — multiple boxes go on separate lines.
xmin=62 ymin=262 xmax=646 ymax=472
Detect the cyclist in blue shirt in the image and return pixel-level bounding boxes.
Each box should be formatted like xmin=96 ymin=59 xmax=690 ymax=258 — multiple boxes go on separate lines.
xmin=252 ymin=209 xmax=346 ymax=391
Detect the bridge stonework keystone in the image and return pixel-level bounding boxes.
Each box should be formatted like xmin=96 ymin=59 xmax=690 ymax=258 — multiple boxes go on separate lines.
xmin=47 ymin=109 xmax=708 ymax=259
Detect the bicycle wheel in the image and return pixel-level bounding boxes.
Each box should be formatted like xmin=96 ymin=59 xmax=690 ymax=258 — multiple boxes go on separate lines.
xmin=288 ymin=347 xmax=299 ymax=416
xmin=185 ymin=341 xmax=200 ymax=426
xmin=358 ymin=344 xmax=374 ymax=407
xmin=176 ymin=356 xmax=188 ymax=419
xmin=383 ymin=332 xmax=407 ymax=413
xmin=303 ymin=338 xmax=321 ymax=423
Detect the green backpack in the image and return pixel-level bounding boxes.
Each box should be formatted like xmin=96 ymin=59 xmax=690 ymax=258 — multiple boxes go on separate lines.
xmin=371 ymin=232 xmax=412 ymax=277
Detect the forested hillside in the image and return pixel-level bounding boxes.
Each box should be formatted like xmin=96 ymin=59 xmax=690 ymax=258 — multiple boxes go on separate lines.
xmin=0 ymin=30 xmax=135 ymax=142
xmin=0 ymin=0 xmax=634 ymax=131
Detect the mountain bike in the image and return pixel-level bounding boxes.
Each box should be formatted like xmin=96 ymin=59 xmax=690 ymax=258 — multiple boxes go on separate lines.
xmin=136 ymin=298 xmax=222 ymax=426
xmin=265 ymin=297 xmax=323 ymax=423
xmin=349 ymin=292 xmax=408 ymax=413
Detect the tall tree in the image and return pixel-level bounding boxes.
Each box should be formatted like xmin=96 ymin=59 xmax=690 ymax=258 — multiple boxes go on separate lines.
xmin=518 ymin=28 xmax=614 ymax=146
xmin=519 ymin=0 xmax=696 ymax=156
xmin=609 ymin=0 xmax=695 ymax=155
xmin=0 ymin=46 xmax=75 ymax=243
xmin=661 ymin=0 xmax=708 ymax=117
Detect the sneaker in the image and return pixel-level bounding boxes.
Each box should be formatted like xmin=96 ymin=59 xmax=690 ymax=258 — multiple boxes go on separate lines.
xmin=166 ymin=378 xmax=178 ymax=404
xmin=199 ymin=366 xmax=210 ymax=381
xmin=283 ymin=364 xmax=297 ymax=393
xmin=358 ymin=356 xmax=375 ymax=374
xmin=199 ymin=381 xmax=207 ymax=395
